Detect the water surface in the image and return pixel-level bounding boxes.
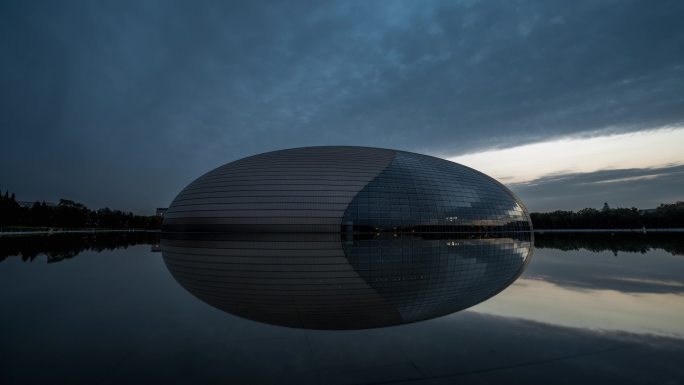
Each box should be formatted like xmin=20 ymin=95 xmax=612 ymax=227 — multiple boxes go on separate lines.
xmin=1 ymin=232 xmax=683 ymax=384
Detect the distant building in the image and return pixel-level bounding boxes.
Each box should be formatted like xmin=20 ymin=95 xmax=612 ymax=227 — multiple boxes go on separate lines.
xmin=156 ymin=208 xmax=168 ymax=217
xmin=17 ymin=201 xmax=57 ymax=208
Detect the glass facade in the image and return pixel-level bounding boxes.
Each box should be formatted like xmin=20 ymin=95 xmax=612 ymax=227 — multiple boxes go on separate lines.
xmin=343 ymin=151 xmax=530 ymax=233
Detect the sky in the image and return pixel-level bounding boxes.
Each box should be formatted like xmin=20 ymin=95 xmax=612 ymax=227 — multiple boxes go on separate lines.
xmin=1 ymin=0 xmax=684 ymax=214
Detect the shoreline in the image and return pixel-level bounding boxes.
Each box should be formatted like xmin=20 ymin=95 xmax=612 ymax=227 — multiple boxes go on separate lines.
xmin=1 ymin=228 xmax=682 ymax=237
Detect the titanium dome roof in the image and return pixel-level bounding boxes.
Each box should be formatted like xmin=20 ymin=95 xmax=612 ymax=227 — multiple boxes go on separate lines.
xmin=162 ymin=146 xmax=532 ymax=233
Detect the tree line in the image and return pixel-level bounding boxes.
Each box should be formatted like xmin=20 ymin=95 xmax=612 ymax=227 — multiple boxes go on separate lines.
xmin=530 ymin=202 xmax=684 ymax=229
xmin=0 ymin=189 xmax=162 ymax=230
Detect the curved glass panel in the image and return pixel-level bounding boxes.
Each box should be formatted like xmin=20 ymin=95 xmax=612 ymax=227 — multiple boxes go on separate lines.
xmin=343 ymin=151 xmax=531 ymax=233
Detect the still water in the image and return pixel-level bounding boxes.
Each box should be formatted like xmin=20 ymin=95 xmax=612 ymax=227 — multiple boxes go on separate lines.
xmin=1 ymin=232 xmax=683 ymax=384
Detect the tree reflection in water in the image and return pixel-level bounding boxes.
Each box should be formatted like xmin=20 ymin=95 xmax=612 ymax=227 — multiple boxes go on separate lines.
xmin=534 ymin=232 xmax=684 ymax=256
xmin=0 ymin=232 xmax=160 ymax=263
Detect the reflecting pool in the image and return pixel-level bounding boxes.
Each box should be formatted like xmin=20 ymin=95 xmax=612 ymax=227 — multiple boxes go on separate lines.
xmin=1 ymin=232 xmax=683 ymax=384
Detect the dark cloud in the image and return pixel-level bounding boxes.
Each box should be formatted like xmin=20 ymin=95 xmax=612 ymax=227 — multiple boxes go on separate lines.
xmin=510 ymin=164 xmax=684 ymax=212
xmin=1 ymin=0 xmax=683 ymax=212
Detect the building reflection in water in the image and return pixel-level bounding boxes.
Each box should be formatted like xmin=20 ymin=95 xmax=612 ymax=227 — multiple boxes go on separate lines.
xmin=161 ymin=232 xmax=532 ymax=330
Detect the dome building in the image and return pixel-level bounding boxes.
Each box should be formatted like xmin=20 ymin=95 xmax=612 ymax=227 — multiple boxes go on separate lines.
xmin=162 ymin=146 xmax=532 ymax=234
xmin=160 ymin=147 xmax=534 ymax=329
